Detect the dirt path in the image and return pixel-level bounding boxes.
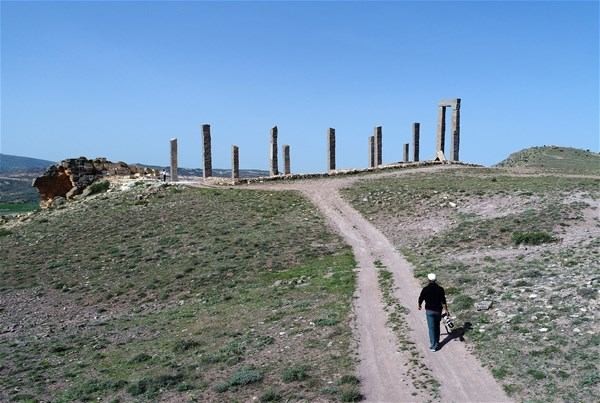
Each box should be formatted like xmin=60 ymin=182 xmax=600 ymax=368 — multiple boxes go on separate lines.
xmin=244 ymin=168 xmax=511 ymax=402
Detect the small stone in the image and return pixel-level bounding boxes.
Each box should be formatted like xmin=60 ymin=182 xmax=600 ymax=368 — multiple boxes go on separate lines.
xmin=448 ymin=202 xmax=457 ymax=208
xmin=539 ymin=328 xmax=548 ymax=332
xmin=475 ymin=300 xmax=493 ymax=311
xmin=529 ymin=294 xmax=538 ymax=299
xmin=573 ymin=328 xmax=581 ymax=333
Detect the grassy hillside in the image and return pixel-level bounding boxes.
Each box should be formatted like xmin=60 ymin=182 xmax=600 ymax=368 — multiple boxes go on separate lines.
xmin=0 ymin=184 xmax=359 ymax=402
xmin=343 ymin=168 xmax=599 ymax=402
xmin=496 ymin=146 xmax=599 ymax=175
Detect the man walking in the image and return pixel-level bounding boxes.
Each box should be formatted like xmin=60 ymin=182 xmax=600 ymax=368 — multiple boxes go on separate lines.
xmin=418 ymin=273 xmax=448 ymax=352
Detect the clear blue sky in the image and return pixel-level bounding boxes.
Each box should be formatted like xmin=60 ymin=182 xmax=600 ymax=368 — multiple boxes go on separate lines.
xmin=1 ymin=1 xmax=598 ymax=172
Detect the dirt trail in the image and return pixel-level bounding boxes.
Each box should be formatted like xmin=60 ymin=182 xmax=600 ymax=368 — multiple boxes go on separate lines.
xmin=244 ymin=167 xmax=511 ymax=403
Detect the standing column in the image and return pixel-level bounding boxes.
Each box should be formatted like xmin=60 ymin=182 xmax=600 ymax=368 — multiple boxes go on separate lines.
xmin=231 ymin=145 xmax=239 ymax=181
xmin=270 ymin=126 xmax=278 ymax=176
xmin=283 ymin=144 xmax=291 ymax=175
xmin=327 ymin=128 xmax=336 ymax=171
xmin=403 ymin=143 xmax=409 ymax=162
xmin=369 ymin=136 xmax=375 ymax=168
xmin=202 ymin=124 xmax=212 ymax=178
xmin=451 ymin=99 xmax=461 ymax=161
xmin=436 ymin=106 xmax=446 ymax=156
xmin=413 ymin=122 xmax=420 ymax=162
xmin=374 ymin=126 xmax=382 ymax=166
xmin=170 ymin=138 xmax=178 ymax=182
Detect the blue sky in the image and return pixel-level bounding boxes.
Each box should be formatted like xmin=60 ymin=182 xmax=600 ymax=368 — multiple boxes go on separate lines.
xmin=1 ymin=1 xmax=598 ymax=172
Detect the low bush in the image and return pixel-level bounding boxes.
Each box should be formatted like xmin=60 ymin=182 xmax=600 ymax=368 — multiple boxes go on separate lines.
xmin=86 ymin=180 xmax=110 ymax=196
xmin=512 ymin=231 xmax=555 ymax=245
xmin=282 ymin=364 xmax=309 ymax=382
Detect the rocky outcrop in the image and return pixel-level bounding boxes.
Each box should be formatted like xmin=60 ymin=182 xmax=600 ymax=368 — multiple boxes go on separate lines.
xmin=33 ymin=157 xmax=157 ymax=208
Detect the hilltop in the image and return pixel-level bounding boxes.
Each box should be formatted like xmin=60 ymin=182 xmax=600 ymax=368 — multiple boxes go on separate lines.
xmin=495 ymin=146 xmax=599 ymax=175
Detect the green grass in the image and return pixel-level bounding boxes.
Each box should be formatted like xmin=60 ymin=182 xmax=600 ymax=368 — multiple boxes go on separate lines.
xmin=0 ymin=201 xmax=39 ymax=215
xmin=0 ymin=185 xmax=357 ymax=402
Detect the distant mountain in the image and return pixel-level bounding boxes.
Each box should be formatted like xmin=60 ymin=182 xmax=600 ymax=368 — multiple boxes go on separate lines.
xmin=0 ymin=154 xmax=56 ymax=173
xmin=495 ymin=146 xmax=600 ymax=175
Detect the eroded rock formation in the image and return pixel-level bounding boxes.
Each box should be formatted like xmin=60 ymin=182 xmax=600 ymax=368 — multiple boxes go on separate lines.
xmin=33 ymin=157 xmax=157 ymax=208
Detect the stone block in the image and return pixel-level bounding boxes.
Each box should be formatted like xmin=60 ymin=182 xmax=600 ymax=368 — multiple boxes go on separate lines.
xmin=412 ymin=122 xmax=420 ymax=162
xmin=283 ymin=144 xmax=291 ymax=175
xmin=327 ymin=128 xmax=336 ymax=171
xmin=270 ymin=126 xmax=278 ymax=176
xmin=202 ymin=124 xmax=212 ymax=178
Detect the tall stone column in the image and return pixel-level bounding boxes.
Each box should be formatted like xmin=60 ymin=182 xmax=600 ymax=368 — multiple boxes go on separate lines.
xmin=369 ymin=136 xmax=375 ymax=168
xmin=436 ymin=106 xmax=446 ymax=156
xmin=451 ymin=99 xmax=461 ymax=161
xmin=403 ymin=143 xmax=409 ymax=162
xmin=327 ymin=128 xmax=336 ymax=171
xmin=374 ymin=126 xmax=382 ymax=166
xmin=170 ymin=138 xmax=178 ymax=182
xmin=231 ymin=145 xmax=239 ymax=180
xmin=283 ymin=144 xmax=291 ymax=175
xmin=413 ymin=122 xmax=420 ymax=162
xmin=202 ymin=124 xmax=212 ymax=178
xmin=270 ymin=126 xmax=278 ymax=176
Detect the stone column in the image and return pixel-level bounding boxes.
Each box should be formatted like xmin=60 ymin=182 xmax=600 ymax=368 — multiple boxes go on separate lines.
xmin=413 ymin=122 xmax=420 ymax=162
xmin=231 ymin=145 xmax=239 ymax=181
xmin=170 ymin=138 xmax=178 ymax=182
xmin=403 ymin=143 xmax=409 ymax=162
xmin=451 ymin=99 xmax=461 ymax=161
xmin=436 ymin=106 xmax=446 ymax=156
xmin=283 ymin=144 xmax=291 ymax=175
xmin=327 ymin=128 xmax=336 ymax=171
xmin=369 ymin=136 xmax=375 ymax=168
xmin=374 ymin=126 xmax=382 ymax=166
xmin=202 ymin=124 xmax=212 ymax=178
xmin=270 ymin=126 xmax=278 ymax=176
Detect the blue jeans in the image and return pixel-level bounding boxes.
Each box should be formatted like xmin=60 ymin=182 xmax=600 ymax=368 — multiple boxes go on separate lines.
xmin=426 ymin=310 xmax=442 ymax=350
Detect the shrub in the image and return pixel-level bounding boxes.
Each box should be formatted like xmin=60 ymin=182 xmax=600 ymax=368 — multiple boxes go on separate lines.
xmin=260 ymin=388 xmax=282 ymax=402
xmin=339 ymin=385 xmax=361 ymax=402
xmin=282 ymin=364 xmax=309 ymax=382
xmin=86 ymin=180 xmax=110 ymax=196
xmin=527 ymin=369 xmax=546 ymax=380
xmin=0 ymin=228 xmax=11 ymax=237
xmin=129 ymin=353 xmax=152 ymax=364
xmin=512 ymin=231 xmax=555 ymax=245
xmin=229 ymin=367 xmax=263 ymax=386
xmin=173 ymin=339 xmax=201 ymax=353
xmin=338 ymin=374 xmax=360 ymax=385
xmin=452 ymin=294 xmax=474 ymax=311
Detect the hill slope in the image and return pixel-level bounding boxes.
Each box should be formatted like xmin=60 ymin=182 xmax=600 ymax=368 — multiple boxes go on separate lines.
xmin=0 ymin=153 xmax=56 ymax=173
xmin=0 ymin=184 xmax=358 ymax=402
xmin=495 ymin=146 xmax=599 ymax=174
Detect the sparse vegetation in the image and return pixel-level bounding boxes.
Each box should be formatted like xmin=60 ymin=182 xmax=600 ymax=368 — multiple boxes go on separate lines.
xmin=85 ymin=180 xmax=110 ymax=195
xmin=0 ymin=185 xmax=357 ymax=401
xmin=343 ymin=163 xmax=599 ymax=402
xmin=511 ymin=231 xmax=555 ymax=245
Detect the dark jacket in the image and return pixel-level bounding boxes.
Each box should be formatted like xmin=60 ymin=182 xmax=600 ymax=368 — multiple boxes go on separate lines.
xmin=418 ymin=282 xmax=447 ymax=312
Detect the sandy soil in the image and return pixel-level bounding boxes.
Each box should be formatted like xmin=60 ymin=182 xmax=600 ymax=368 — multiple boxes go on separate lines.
xmin=245 ymin=167 xmax=511 ymax=402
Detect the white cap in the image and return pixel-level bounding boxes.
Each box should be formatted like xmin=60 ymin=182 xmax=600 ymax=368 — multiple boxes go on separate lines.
xmin=428 ymin=273 xmax=436 ymax=281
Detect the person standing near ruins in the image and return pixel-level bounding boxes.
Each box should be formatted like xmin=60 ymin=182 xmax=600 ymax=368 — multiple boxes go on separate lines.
xmin=418 ymin=273 xmax=448 ymax=352
xmin=161 ymin=169 xmax=168 ymax=182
